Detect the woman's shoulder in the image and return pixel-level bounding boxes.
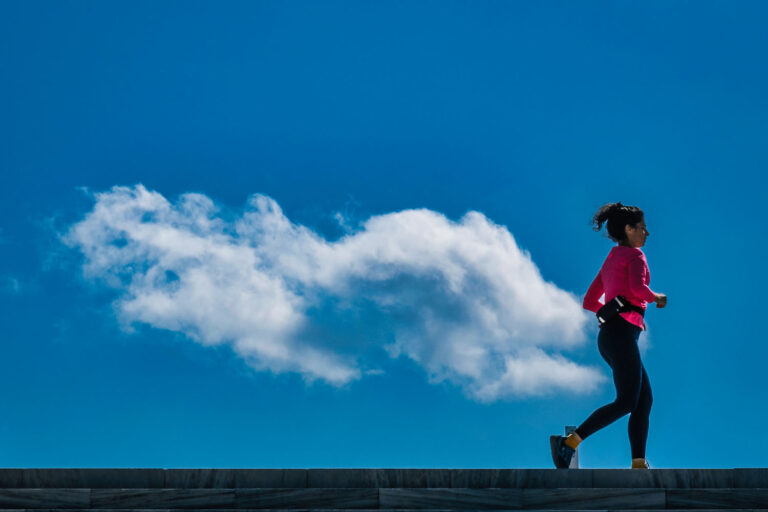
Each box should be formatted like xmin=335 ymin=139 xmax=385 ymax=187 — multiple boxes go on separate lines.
xmin=612 ymin=245 xmax=644 ymax=254
xmin=610 ymin=245 xmax=646 ymax=260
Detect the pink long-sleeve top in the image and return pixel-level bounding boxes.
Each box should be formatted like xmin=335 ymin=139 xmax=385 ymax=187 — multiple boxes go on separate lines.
xmin=583 ymin=245 xmax=657 ymax=330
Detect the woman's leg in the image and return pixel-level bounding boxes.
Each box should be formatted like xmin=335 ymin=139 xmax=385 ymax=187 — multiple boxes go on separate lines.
xmin=628 ymin=364 xmax=653 ymax=459
xmin=574 ymin=319 xmax=643 ymax=441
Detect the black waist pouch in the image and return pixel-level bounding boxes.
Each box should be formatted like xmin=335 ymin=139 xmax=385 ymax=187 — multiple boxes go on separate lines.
xmin=597 ymin=295 xmax=645 ymax=326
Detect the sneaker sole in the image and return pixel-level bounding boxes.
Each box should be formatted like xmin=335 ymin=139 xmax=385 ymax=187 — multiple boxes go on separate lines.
xmin=549 ymin=435 xmax=566 ymax=469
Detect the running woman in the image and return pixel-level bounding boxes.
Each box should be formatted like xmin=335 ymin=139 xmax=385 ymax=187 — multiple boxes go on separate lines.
xmin=550 ymin=202 xmax=667 ymax=469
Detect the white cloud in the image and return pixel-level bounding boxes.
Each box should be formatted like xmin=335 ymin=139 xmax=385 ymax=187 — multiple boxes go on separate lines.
xmin=62 ymin=184 xmax=607 ymax=402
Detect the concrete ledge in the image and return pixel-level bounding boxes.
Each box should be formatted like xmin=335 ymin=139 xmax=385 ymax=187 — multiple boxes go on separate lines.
xmin=0 ymin=488 xmax=767 ymax=509
xmin=8 ymin=510 xmax=768 ymax=512
xmin=379 ymin=489 xmax=521 ymax=509
xmin=521 ymin=488 xmax=665 ymax=510
xmin=0 ymin=469 xmax=765 ymax=490
xmin=667 ymin=489 xmax=768 ymax=509
xmin=0 ymin=490 xmax=89 ymax=509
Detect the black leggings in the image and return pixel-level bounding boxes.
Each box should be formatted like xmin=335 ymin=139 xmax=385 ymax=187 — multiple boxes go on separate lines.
xmin=574 ymin=315 xmax=653 ymax=459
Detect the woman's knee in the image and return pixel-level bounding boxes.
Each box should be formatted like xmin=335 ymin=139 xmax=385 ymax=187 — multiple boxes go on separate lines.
xmin=635 ymin=387 xmax=653 ymax=413
xmin=613 ymin=395 xmax=638 ymax=415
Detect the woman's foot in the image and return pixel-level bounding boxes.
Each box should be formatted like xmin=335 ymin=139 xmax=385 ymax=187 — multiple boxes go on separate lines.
xmin=550 ymin=435 xmax=575 ymax=468
xmin=631 ymin=458 xmax=650 ymax=469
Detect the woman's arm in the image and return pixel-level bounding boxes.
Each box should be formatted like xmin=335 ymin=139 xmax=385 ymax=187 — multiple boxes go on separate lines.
xmin=628 ymin=253 xmax=657 ymax=303
xmin=583 ymin=271 xmax=604 ymax=313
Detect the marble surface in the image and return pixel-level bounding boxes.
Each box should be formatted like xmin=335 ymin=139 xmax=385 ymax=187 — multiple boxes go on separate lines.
xmin=0 ymin=469 xmax=766 ymax=489
xmin=590 ymin=470 xmax=736 ymax=489
xmin=0 ymin=470 xmax=165 ymax=489
xmin=666 ymin=489 xmax=768 ymax=509
xmin=0 ymin=467 xmax=766 ymax=511
xmin=0 ymin=468 xmax=763 ymax=489
xmin=164 ymin=471 xmax=307 ymax=489
xmin=732 ymin=469 xmax=768 ymax=489
xmin=3 ymin=488 xmax=767 ymax=509
xmin=0 ymin=489 xmax=89 ymax=508
xmin=90 ymin=489 xmax=235 ymax=509
xmin=7 ymin=510 xmax=768 ymax=512
xmin=235 ymin=489 xmax=377 ymax=509
xmin=379 ymin=488 xmax=521 ymax=509
xmin=8 ymin=510 xmax=768 ymax=512
xmin=307 ymin=470 xmax=453 ymax=489
xmin=522 ymin=488 xmax=666 ymax=509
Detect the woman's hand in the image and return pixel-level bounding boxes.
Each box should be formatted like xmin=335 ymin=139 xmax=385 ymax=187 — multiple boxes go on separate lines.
xmin=654 ymin=293 xmax=667 ymax=308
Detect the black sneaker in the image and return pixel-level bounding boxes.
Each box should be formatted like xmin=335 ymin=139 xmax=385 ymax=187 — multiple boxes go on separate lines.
xmin=550 ymin=435 xmax=575 ymax=469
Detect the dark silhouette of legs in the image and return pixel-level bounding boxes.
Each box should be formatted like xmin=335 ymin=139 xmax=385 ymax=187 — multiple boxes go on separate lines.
xmin=573 ymin=317 xmax=652 ymax=458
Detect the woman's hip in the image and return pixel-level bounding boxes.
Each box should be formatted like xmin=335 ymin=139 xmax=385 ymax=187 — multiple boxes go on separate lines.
xmin=599 ymin=315 xmax=642 ymax=339
xmin=598 ymin=316 xmax=642 ymax=363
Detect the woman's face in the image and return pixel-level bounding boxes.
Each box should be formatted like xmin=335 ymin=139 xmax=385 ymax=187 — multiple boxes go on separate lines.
xmin=624 ymin=219 xmax=649 ymax=247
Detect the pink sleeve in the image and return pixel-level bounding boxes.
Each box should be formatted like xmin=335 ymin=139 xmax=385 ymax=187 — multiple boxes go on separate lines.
xmin=628 ymin=254 xmax=657 ymax=303
xmin=583 ymin=271 xmax=604 ymax=313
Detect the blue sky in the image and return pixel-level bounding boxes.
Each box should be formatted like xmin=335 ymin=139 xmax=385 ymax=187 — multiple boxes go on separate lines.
xmin=1 ymin=1 xmax=767 ymax=469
